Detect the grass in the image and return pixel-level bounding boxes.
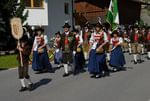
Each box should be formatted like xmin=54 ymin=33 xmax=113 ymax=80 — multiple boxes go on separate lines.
xmin=0 ymin=54 xmax=18 ymax=70
xmin=0 ymin=49 xmax=55 ymax=70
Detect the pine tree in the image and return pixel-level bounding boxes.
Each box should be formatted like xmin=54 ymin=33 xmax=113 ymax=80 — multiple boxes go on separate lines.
xmin=0 ymin=0 xmax=28 ymax=50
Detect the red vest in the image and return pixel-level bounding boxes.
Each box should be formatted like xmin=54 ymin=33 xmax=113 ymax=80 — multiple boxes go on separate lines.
xmin=94 ymin=32 xmax=104 ymax=44
xmin=134 ymin=33 xmax=139 ymax=41
xmin=112 ymin=38 xmax=119 ymax=46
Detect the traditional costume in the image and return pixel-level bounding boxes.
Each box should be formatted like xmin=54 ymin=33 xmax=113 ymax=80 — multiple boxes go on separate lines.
xmin=32 ymin=28 xmax=53 ymax=73
xmin=122 ymin=31 xmax=130 ymax=53
xmin=17 ymin=36 xmax=33 ymax=92
xmin=130 ymin=26 xmax=143 ymax=64
xmin=146 ymin=27 xmax=150 ymax=59
xmin=60 ymin=23 xmax=75 ymax=77
xmin=88 ymin=23 xmax=109 ymax=78
xmin=109 ymin=32 xmax=126 ymax=71
xmin=72 ymin=29 xmax=85 ymax=75
xmin=54 ymin=32 xmax=62 ymax=67
xmin=82 ymin=25 xmax=91 ymax=60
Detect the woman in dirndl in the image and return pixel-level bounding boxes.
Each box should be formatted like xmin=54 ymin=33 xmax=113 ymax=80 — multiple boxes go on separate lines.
xmin=32 ymin=27 xmax=54 ymax=73
xmin=88 ymin=23 xmax=109 ymax=78
xmin=32 ymin=28 xmax=42 ymax=72
xmin=54 ymin=32 xmax=62 ymax=67
xmin=72 ymin=29 xmax=85 ymax=75
xmin=109 ymin=31 xmax=126 ymax=71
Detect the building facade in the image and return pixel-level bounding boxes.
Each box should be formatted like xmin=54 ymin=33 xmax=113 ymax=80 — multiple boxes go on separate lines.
xmin=25 ymin=0 xmax=73 ymax=37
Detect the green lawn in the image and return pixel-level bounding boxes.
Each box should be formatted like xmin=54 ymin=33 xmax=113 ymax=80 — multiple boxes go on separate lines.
xmin=0 ymin=49 xmax=55 ymax=70
xmin=0 ymin=54 xmax=18 ymax=70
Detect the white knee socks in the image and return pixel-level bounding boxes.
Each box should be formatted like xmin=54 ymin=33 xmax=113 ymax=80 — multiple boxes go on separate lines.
xmin=20 ymin=79 xmax=26 ymax=87
xmin=106 ymin=53 xmax=110 ymax=61
xmin=64 ymin=64 xmax=69 ymax=74
xmin=133 ymin=54 xmax=137 ymax=62
xmin=148 ymin=52 xmax=150 ymax=58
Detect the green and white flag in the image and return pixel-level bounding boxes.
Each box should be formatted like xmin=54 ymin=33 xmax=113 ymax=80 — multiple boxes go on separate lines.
xmin=106 ymin=0 xmax=119 ymax=31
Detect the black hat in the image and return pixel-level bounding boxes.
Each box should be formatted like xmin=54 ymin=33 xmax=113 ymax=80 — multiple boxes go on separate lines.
xmin=133 ymin=25 xmax=139 ymax=29
xmin=112 ymin=30 xmax=119 ymax=36
xmin=62 ymin=23 xmax=71 ymax=28
xmin=35 ymin=27 xmax=44 ymax=32
xmin=95 ymin=23 xmax=103 ymax=29
xmin=55 ymin=31 xmax=61 ymax=36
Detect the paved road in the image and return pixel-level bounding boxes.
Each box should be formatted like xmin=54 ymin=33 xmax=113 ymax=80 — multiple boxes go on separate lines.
xmin=0 ymin=53 xmax=150 ymax=101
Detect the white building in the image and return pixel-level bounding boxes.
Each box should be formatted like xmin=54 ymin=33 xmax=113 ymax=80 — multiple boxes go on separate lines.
xmin=25 ymin=0 xmax=74 ymax=37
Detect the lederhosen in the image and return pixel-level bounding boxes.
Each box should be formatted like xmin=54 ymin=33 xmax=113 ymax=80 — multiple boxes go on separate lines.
xmin=131 ymin=32 xmax=142 ymax=54
xmin=122 ymin=34 xmax=129 ymax=52
xmin=60 ymin=32 xmax=75 ymax=64
xmin=17 ymin=42 xmax=31 ymax=79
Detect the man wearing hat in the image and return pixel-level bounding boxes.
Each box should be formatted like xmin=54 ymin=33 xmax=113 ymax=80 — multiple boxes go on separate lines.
xmin=130 ymin=26 xmax=143 ymax=64
xmin=60 ymin=23 xmax=75 ymax=77
xmin=17 ymin=35 xmax=33 ymax=92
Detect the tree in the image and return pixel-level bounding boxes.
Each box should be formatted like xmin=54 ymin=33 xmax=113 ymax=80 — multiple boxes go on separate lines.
xmin=0 ymin=0 xmax=28 ymax=51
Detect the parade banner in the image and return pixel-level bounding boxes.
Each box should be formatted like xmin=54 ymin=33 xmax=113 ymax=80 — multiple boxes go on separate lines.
xmin=106 ymin=0 xmax=119 ymax=31
xmin=10 ymin=17 xmax=23 ymax=40
xmin=10 ymin=17 xmax=23 ymax=66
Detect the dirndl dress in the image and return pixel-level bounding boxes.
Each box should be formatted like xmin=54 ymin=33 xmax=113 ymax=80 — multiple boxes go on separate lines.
xmin=88 ymin=49 xmax=101 ymax=74
xmin=38 ymin=48 xmax=52 ymax=71
xmin=110 ymin=46 xmax=126 ymax=68
xmin=32 ymin=51 xmax=41 ymax=71
xmin=54 ymin=49 xmax=62 ymax=64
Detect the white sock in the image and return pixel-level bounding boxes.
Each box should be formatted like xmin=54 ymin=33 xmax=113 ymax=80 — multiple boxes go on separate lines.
xmin=133 ymin=54 xmax=137 ymax=62
xmin=64 ymin=64 xmax=69 ymax=74
xmin=142 ymin=48 xmax=144 ymax=54
xmin=20 ymin=79 xmax=26 ymax=87
xmin=26 ymin=78 xmax=32 ymax=85
xmin=148 ymin=52 xmax=150 ymax=58
xmin=129 ymin=48 xmax=132 ymax=53
xmin=107 ymin=53 xmax=110 ymax=61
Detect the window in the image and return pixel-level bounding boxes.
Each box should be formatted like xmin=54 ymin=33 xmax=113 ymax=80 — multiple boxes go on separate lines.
xmin=24 ymin=0 xmax=44 ymax=8
xmin=64 ymin=3 xmax=69 ymax=15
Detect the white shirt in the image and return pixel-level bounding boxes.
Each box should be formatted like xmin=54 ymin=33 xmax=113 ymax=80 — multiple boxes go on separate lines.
xmin=110 ymin=37 xmax=123 ymax=45
xmin=90 ymin=31 xmax=108 ymax=49
xmin=32 ymin=35 xmax=48 ymax=51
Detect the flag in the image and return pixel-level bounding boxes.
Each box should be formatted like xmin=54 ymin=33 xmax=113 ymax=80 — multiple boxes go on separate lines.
xmin=106 ymin=0 xmax=119 ymax=31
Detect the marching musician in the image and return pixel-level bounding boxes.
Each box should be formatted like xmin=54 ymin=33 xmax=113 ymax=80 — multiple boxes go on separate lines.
xmin=60 ymin=23 xmax=75 ymax=77
xmin=130 ymin=26 xmax=143 ymax=64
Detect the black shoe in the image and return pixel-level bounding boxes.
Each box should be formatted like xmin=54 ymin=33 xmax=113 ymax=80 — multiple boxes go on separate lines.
xmin=147 ymin=57 xmax=150 ymax=60
xmin=28 ymin=84 xmax=33 ymax=91
xmin=138 ymin=60 xmax=142 ymax=63
xmin=19 ymin=87 xmax=28 ymax=92
xmin=134 ymin=61 xmax=137 ymax=64
xmin=48 ymin=69 xmax=55 ymax=73
xmin=90 ymin=74 xmax=96 ymax=78
xmin=63 ymin=73 xmax=69 ymax=77
xmin=95 ymin=74 xmax=102 ymax=79
xmin=113 ymin=68 xmax=117 ymax=72
xmin=103 ymin=72 xmax=110 ymax=77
